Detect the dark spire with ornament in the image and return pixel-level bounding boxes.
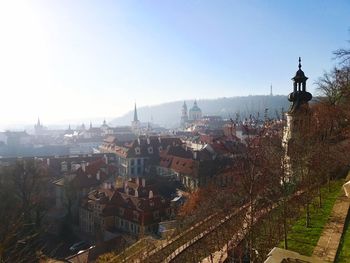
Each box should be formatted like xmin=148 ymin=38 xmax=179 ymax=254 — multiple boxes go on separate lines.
xmin=288 ymin=57 xmax=312 ymax=112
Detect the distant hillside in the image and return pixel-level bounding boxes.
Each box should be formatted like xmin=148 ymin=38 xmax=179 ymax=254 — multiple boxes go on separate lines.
xmin=110 ymin=95 xmax=290 ymax=128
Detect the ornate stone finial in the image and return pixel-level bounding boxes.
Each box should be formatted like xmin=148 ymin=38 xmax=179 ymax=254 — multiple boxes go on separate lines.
xmin=298 ymin=57 xmax=302 ymax=69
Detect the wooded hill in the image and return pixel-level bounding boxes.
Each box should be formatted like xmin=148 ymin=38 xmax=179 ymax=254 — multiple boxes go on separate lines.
xmin=111 ymin=95 xmax=290 ymax=128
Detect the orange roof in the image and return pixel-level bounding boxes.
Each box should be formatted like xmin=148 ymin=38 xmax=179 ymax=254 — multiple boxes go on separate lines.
xmin=170 ymin=156 xmax=198 ymax=178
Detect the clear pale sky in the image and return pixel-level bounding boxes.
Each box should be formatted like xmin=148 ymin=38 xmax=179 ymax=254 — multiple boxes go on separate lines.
xmin=0 ymin=0 xmax=349 ymax=127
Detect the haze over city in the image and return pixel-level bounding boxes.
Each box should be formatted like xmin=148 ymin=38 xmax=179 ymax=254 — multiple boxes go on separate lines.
xmin=2 ymin=0 xmax=350 ymax=262
xmin=0 ymin=0 xmax=349 ymax=127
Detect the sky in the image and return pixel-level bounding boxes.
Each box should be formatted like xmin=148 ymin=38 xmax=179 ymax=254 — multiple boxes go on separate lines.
xmin=0 ymin=0 xmax=349 ymax=128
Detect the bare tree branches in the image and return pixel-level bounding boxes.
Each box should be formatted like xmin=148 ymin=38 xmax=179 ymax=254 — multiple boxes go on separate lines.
xmin=0 ymin=160 xmax=50 ymax=262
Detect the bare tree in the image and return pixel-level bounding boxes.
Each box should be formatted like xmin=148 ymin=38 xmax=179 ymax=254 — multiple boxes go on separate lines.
xmin=0 ymin=160 xmax=50 ymax=262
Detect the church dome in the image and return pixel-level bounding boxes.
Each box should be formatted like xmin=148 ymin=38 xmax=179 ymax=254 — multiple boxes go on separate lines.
xmin=189 ymin=100 xmax=201 ymax=112
xmin=189 ymin=100 xmax=202 ymax=121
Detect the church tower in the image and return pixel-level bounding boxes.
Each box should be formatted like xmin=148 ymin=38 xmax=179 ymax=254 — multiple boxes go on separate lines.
xmin=283 ymin=58 xmax=313 ymax=178
xmin=131 ymin=103 xmax=141 ymax=133
xmin=285 ymin=57 xmax=312 ymax=136
xmin=180 ymin=101 xmax=188 ymax=128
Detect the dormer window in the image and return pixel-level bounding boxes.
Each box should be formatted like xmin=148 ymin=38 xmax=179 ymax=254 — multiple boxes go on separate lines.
xmin=148 ymin=146 xmax=153 ymax=154
xmin=135 ymin=147 xmax=141 ymax=155
xmin=158 ymin=146 xmax=163 ymax=152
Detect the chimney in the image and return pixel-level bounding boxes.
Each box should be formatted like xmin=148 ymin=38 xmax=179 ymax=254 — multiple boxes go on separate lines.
xmin=81 ymin=161 xmax=86 ymax=172
xmin=158 ymin=136 xmax=161 ymax=143
xmin=193 ymin=151 xmax=197 ymax=160
xmin=46 ymin=158 xmax=50 ymax=166
xmin=135 ymin=189 xmax=139 ymax=197
xmin=142 ymin=178 xmax=146 ymax=187
xmin=96 ymin=171 xmax=100 ymax=180
xmin=136 ymin=177 xmax=140 ymax=186
xmin=104 ymin=154 xmax=108 ymax=164
xmin=148 ymin=190 xmax=153 ymax=199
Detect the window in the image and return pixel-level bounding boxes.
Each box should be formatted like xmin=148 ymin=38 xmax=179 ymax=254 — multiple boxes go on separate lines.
xmin=131 ymin=167 xmax=135 ymax=175
xmin=158 ymin=146 xmax=163 ymax=152
xmin=119 ymin=207 xmax=125 ymax=216
xmin=130 ymin=159 xmax=135 ymax=165
xmin=137 ymin=159 xmax=141 ymax=165
xmin=148 ymin=146 xmax=153 ymax=154
xmin=135 ymin=147 xmax=141 ymax=154
xmin=61 ymin=162 xmax=68 ymax=172
xmin=133 ymin=211 xmax=139 ymax=221
xmin=137 ymin=167 xmax=141 ymax=175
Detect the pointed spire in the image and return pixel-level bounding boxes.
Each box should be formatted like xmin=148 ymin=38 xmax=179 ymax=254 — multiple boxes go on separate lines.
xmin=298 ymin=57 xmax=302 ymax=69
xmin=133 ymin=103 xmax=138 ymax=122
xmin=37 ymin=117 xmax=41 ymax=126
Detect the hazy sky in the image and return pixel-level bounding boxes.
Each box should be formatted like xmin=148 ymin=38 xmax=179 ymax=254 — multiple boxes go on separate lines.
xmin=0 ymin=0 xmax=349 ymax=127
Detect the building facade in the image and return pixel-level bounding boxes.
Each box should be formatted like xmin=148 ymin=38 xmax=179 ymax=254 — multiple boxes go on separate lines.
xmin=79 ymin=178 xmax=171 ymax=236
xmin=100 ymin=136 xmax=182 ymax=177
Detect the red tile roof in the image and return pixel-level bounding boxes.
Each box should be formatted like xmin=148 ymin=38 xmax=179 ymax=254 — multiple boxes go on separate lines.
xmin=170 ymin=156 xmax=198 ymax=178
xmin=70 ymin=159 xmax=113 ymax=189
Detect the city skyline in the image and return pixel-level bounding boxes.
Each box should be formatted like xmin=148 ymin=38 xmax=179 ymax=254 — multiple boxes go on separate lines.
xmin=0 ymin=0 xmax=349 ymax=127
